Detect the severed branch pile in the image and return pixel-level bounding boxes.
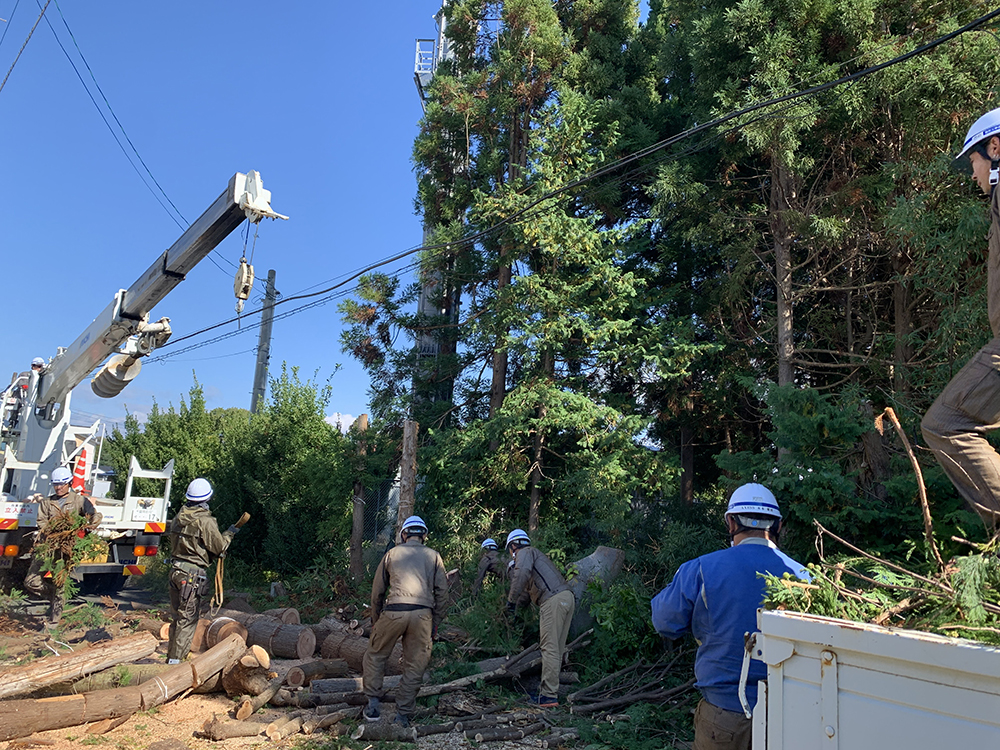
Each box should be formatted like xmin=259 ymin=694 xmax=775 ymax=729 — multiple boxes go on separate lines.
xmin=567 ymin=654 xmax=696 ymax=715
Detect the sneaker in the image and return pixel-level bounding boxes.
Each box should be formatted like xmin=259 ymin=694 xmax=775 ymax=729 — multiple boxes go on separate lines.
xmin=394 ymin=713 xmax=410 ymax=728
xmin=363 ymin=698 xmax=381 ymax=722
xmin=528 ymin=694 xmax=559 ymax=708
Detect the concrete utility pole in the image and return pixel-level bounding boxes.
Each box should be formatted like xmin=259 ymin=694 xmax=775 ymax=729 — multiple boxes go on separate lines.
xmin=250 ymin=269 xmax=276 ymax=414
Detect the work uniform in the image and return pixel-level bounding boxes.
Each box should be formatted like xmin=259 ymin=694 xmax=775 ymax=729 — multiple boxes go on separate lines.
xmin=507 ymin=546 xmax=575 ymax=699
xmin=651 ymin=538 xmax=809 ymax=750
xmin=363 ymin=536 xmax=448 ymax=717
xmin=922 ymin=185 xmax=1000 ymax=531
xmin=471 ymin=548 xmax=502 ymax=594
xmin=24 ymin=490 xmax=103 ymax=624
xmin=166 ymin=503 xmax=234 ymax=661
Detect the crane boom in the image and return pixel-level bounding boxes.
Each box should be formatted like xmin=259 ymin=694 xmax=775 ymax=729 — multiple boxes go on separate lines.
xmin=37 ymin=171 xmax=286 ymax=407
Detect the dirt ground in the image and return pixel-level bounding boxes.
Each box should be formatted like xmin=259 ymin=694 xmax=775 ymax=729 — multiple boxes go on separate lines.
xmin=0 ymin=607 xmax=563 ymax=750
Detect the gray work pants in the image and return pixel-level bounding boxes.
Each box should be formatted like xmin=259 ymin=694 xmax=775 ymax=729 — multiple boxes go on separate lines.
xmin=538 ymin=589 xmax=575 ymax=698
xmin=922 ymin=335 xmax=1000 ymax=531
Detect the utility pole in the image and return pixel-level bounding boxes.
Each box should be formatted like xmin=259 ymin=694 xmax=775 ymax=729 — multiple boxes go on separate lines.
xmin=396 ymin=419 xmax=419 ymax=541
xmin=250 ymin=269 xmax=276 ymax=414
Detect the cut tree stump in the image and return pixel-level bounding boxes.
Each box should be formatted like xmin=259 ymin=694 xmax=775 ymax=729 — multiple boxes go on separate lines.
xmin=205 ymin=617 xmax=248 ymax=650
xmin=0 ymin=633 xmax=247 ymax=741
xmin=0 ymin=632 xmax=158 ymax=700
xmin=284 ymin=659 xmax=349 ymax=688
xmin=221 ymin=645 xmax=272 ymax=696
xmin=201 ymin=714 xmax=264 ymax=740
xmin=261 ymin=607 xmax=300 ymax=624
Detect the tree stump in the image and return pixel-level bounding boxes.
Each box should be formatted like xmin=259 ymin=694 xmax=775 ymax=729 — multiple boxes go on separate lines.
xmin=221 ymin=645 xmax=272 ymax=697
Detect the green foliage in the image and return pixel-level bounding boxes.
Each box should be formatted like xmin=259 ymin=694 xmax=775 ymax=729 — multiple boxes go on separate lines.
xmin=584 ymin=576 xmax=662 ymax=676
xmin=0 ymin=588 xmax=27 ymax=614
xmin=62 ymin=603 xmax=107 ymax=631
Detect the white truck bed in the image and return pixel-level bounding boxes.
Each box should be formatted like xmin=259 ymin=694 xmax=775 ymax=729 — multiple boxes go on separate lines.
xmin=751 ymin=610 xmax=1000 ymax=749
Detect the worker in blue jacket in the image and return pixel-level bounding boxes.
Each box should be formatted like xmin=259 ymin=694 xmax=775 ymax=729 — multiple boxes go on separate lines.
xmin=651 ymin=483 xmax=809 ymax=750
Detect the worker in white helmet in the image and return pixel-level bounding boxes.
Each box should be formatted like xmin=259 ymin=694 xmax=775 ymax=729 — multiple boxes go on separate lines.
xmin=24 ymin=466 xmax=103 ymax=626
xmin=651 ymin=484 xmax=809 ymax=750
xmin=505 ymin=528 xmax=575 ymax=708
xmin=166 ymin=478 xmax=239 ymax=663
xmin=471 ymin=538 xmax=503 ymax=595
xmin=363 ymin=515 xmax=448 ymax=728
xmin=922 ymin=106 xmax=1000 ymax=533
xmin=30 ymin=357 xmax=44 ymax=372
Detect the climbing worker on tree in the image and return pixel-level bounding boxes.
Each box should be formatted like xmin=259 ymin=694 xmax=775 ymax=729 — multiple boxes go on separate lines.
xmin=471 ymin=537 xmax=503 ymax=595
xmin=24 ymin=466 xmax=103 ymax=626
xmin=505 ymin=528 xmax=575 ymax=708
xmin=363 ymin=515 xmax=448 ymax=728
xmin=166 ymin=478 xmax=239 ymax=663
xmin=922 ymin=106 xmax=1000 ymax=535
xmin=651 ymin=483 xmax=810 ymax=750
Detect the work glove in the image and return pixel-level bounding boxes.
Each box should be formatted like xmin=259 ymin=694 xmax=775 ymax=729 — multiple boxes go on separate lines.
xmin=227 ymin=524 xmax=241 ymax=535
xmin=506 ymin=601 xmax=517 ymax=617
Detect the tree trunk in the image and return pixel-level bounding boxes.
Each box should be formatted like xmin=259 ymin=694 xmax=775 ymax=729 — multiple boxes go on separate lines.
xmin=397 ymin=419 xmax=419 ymax=541
xmin=261 ymin=608 xmax=300 ymax=624
xmin=680 ymin=425 xmax=694 ymax=504
xmin=0 ymin=633 xmax=246 ymax=741
xmin=320 ymin=630 xmax=401 ymax=674
xmin=489 ymin=262 xmax=512 ymax=422
xmin=350 ymin=414 xmax=368 ymax=581
xmin=245 ymin=618 xmax=316 ymax=660
xmin=221 ymin=645 xmax=272 ymax=696
xmin=351 ymin=724 xmax=418 ymax=743
xmin=302 ymin=706 xmax=360 ymax=735
xmin=284 ymin=659 xmax=349 ymax=688
xmin=309 ymin=616 xmax=356 ymax=644
xmin=771 ymin=155 xmax=796 ymax=389
xmin=310 ymin=675 xmax=400 ymax=694
xmin=235 ymin=675 xmax=284 ymax=720
xmin=205 ymin=617 xmax=248 ymax=650
xmin=0 ymin=631 xmax=158 ymax=700
xmin=468 ymin=722 xmax=546 ymax=743
xmin=135 ymin=618 xmax=171 ymax=641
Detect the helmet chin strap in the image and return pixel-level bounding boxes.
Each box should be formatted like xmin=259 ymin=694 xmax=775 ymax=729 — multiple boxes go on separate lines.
xmin=991 ymin=155 xmax=1000 ymax=198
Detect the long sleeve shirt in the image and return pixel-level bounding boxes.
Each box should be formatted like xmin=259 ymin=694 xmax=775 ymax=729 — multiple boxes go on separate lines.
xmin=168 ymin=504 xmax=234 ymax=570
xmin=507 ymin=546 xmax=569 ymax=608
xmin=371 ymin=537 xmax=449 ymax=630
xmin=651 ymin=537 xmax=810 ymax=713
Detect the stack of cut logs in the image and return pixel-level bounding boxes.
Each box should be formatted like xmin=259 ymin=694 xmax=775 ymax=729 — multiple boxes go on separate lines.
xmin=0 ymin=595 xmax=597 ymax=745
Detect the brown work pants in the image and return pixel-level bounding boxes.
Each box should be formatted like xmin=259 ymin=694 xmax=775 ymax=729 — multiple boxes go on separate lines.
xmin=538 ymin=589 xmax=575 ymax=698
xmin=693 ymin=698 xmax=751 ymax=750
xmin=24 ymin=556 xmax=63 ymax=625
xmin=363 ymin=608 xmax=433 ymax=716
xmin=922 ymin=336 xmax=1000 ymax=531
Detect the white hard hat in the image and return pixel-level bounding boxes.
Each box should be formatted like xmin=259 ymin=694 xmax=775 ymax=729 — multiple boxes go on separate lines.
xmin=401 ymin=515 xmax=428 ymax=535
xmin=956 ymin=107 xmax=1000 ymax=162
xmin=481 ymin=538 xmax=498 ymax=550
xmin=185 ymin=477 xmax=213 ymax=503
xmin=506 ymin=528 xmax=530 ymax=548
xmin=31 ymin=357 xmax=45 ymax=367
xmin=51 ymin=467 xmax=72 ymax=485
xmin=726 ymin=483 xmax=782 ymax=519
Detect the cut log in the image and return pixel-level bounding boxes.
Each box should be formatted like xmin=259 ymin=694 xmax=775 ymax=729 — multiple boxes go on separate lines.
xmin=189 ymin=618 xmax=212 ymax=654
xmin=0 ymin=633 xmax=247 ymax=741
xmin=261 ymin=607 xmax=300 ymax=624
xmin=455 ymin=712 xmax=536 ymax=731
xmin=320 ymin=630 xmax=401 ymax=674
xmin=206 ymin=617 xmax=249 ymax=650
xmin=221 ymin=597 xmax=257 ymax=613
xmin=284 ymin=659 xmax=349 ymax=688
xmin=309 ymin=675 xmax=402 ymax=694
xmin=542 ymin=728 xmax=580 ymax=747
xmin=351 ymin=724 xmax=417 ymax=743
xmin=264 ymin=711 xmax=307 ymax=741
xmin=234 ymin=675 xmax=284 ymax=720
xmin=69 ymin=663 xmax=171 ymax=693
xmin=201 ymin=714 xmax=264 ymax=740
xmin=246 ymin=619 xmax=316 ymax=660
xmin=301 ymin=711 xmax=354 ymax=735
xmin=0 ymin=632 xmax=158 ymax=700
xmin=221 ymin=646 xmax=273 ymax=696
xmin=415 ymin=721 xmax=457 ymax=737
xmin=135 ymin=618 xmax=171 ymax=641
xmin=470 ymin=721 xmax=546 ymax=743
xmin=309 ymin=616 xmax=355 ymax=644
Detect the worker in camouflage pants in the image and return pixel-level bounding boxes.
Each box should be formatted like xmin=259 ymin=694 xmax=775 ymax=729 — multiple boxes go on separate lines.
xmin=166 ymin=478 xmax=237 ymax=663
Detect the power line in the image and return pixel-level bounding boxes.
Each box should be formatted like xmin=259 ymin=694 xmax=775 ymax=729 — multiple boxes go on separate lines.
xmin=0 ymin=0 xmax=49 ymax=95
xmin=144 ymin=6 xmax=1000 ymax=360
xmin=0 ymin=0 xmax=23 ymax=54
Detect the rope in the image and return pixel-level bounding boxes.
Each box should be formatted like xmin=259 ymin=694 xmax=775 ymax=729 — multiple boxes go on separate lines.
xmin=210 ymin=557 xmax=225 ymax=617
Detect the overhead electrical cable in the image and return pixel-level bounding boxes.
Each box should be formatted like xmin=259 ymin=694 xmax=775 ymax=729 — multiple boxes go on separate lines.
xmin=148 ymin=6 xmax=1000 ymax=357
xmin=0 ymin=0 xmax=50 ymax=95
xmin=48 ymin=0 xmax=189 ymax=226
xmin=0 ymin=0 xmax=22 ymax=53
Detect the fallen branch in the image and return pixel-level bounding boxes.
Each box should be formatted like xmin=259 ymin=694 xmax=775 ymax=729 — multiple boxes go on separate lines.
xmin=571 ymin=678 xmax=696 ymax=715
xmin=350 ymin=723 xmax=417 ymax=742
xmin=468 ymin=721 xmax=546 ymax=743
xmin=301 ymin=706 xmax=360 ymax=735
xmin=234 ymin=675 xmax=284 ymax=720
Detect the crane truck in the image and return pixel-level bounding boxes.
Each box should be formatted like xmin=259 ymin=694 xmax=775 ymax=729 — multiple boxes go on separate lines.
xmin=0 ymin=171 xmax=286 ymax=593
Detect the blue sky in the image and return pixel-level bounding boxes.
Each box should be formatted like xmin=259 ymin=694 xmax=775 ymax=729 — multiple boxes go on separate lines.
xmin=1 ymin=1 xmax=438 ymax=430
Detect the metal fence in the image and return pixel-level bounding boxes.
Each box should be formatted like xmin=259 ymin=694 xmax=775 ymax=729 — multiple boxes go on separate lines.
xmin=359 ymin=474 xmax=401 ymax=576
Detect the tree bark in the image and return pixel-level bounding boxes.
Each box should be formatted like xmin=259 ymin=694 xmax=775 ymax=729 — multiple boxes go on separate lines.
xmin=397 ymin=419 xmax=419 ymax=541
xmin=220 ymin=645 xmax=272 ymax=696
xmin=0 ymin=633 xmax=246 ymax=741
xmin=284 ymin=659 xmax=349 ymax=688
xmin=301 ymin=706 xmax=360 ymax=735
xmin=468 ymin=722 xmax=546 ymax=743
xmin=135 ymin=618 xmax=171 ymax=641
xmin=261 ymin=608 xmax=300 ymax=624
xmin=349 ymin=413 xmax=368 ymax=581
xmin=351 ymin=724 xmax=418 ymax=743
xmin=201 ymin=714 xmax=263 ymax=740
xmin=234 ymin=674 xmax=284 ymax=720
xmin=205 ymin=617 xmax=248 ymax=650
xmin=309 ymin=615 xmax=355 ymax=644
xmin=0 ymin=631 xmax=158 ymax=700
xmin=246 ymin=618 xmax=316 ymax=660
xmin=772 ymin=155 xmax=796 ymax=389
xmin=320 ymin=630 xmax=400 ymax=674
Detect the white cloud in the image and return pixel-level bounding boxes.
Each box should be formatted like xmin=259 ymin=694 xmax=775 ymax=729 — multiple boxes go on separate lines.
xmin=325 ymin=413 xmax=357 ymax=433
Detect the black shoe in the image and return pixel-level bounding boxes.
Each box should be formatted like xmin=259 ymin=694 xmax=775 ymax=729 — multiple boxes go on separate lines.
xmin=363 ymin=698 xmax=381 ymax=722
xmin=394 ymin=713 xmax=410 ymax=728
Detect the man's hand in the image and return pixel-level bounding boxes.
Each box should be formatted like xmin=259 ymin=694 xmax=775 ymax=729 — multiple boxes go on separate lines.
xmin=227 ymin=524 xmax=241 ymax=535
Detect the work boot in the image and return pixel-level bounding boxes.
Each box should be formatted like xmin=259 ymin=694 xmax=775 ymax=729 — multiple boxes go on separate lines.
xmin=394 ymin=712 xmax=410 ymax=728
xmin=363 ymin=697 xmax=381 ymax=722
